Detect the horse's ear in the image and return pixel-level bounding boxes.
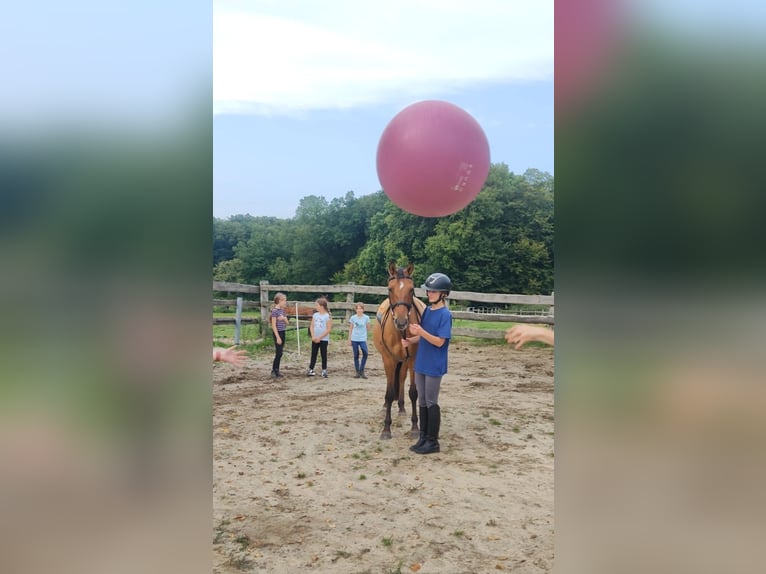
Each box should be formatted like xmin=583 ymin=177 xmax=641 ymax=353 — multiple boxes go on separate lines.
xmin=406 ymin=262 xmax=414 ymax=276
xmin=388 ymin=261 xmax=397 ymax=276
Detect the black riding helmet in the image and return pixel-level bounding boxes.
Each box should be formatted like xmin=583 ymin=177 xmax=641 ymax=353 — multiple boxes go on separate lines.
xmin=422 ymin=272 xmax=452 ymax=294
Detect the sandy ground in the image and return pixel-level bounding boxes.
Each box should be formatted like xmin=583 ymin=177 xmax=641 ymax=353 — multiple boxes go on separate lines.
xmin=213 ymin=338 xmax=554 ymax=574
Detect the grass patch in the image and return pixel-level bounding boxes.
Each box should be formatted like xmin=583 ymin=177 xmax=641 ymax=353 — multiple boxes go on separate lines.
xmin=359 ymin=474 xmax=367 ymax=480
xmin=332 ymin=550 xmax=352 ymax=562
xmin=225 ymin=553 xmax=252 ymax=571
xmin=488 ymin=418 xmax=501 ymax=426
xmin=382 ymin=536 xmax=393 ymax=547
xmin=352 ymin=450 xmax=372 ymax=460
xmin=213 ymin=519 xmax=230 ymax=544
xmin=452 ymin=529 xmax=465 ymax=538
xmin=512 ymin=426 xmax=520 ymax=433
xmin=234 ymin=535 xmax=251 ymax=551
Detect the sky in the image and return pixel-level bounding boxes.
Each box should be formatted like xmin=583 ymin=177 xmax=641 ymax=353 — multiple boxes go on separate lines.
xmin=213 ymin=0 xmax=554 ymax=220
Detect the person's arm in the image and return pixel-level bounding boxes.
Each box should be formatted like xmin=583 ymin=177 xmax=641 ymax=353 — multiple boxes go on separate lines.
xmin=321 ymin=317 xmax=333 ymax=338
xmin=505 ymin=324 xmax=554 ymax=349
xmin=348 ymin=319 xmax=354 ymax=345
xmin=271 ymin=315 xmax=283 ymax=344
xmin=213 ymin=346 xmax=248 ymax=367
xmin=408 ymin=322 xmax=446 ymax=347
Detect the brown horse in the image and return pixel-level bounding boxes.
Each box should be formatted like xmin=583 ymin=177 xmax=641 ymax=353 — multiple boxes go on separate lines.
xmin=372 ymin=262 xmax=426 ymax=440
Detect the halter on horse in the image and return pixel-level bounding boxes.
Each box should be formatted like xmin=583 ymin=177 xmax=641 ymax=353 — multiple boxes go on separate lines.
xmin=373 ymin=262 xmax=424 ymax=440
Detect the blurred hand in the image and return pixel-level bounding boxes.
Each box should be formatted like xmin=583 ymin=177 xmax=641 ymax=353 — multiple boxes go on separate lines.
xmin=214 ymin=345 xmax=249 ymax=367
xmin=505 ymin=325 xmax=554 ymax=349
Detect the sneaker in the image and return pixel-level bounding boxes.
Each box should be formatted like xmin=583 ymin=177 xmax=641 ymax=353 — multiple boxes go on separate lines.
xmin=321 ymin=370 xmax=328 ymax=378
xmin=308 ymin=369 xmax=316 ymax=376
xmin=270 ymin=370 xmax=278 ymax=378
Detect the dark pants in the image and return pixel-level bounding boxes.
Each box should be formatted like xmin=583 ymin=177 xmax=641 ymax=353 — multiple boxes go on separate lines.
xmin=272 ymin=331 xmax=285 ymax=372
xmin=351 ymin=341 xmax=368 ymax=372
xmin=309 ymin=340 xmax=328 ymax=370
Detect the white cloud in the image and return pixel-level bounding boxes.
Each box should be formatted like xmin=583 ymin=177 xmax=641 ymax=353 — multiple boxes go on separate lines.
xmin=214 ymin=0 xmax=553 ymax=115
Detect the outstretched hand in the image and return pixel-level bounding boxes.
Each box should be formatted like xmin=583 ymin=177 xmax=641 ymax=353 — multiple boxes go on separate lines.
xmin=214 ymin=345 xmax=249 ymax=367
xmin=505 ymin=325 xmax=554 ymax=349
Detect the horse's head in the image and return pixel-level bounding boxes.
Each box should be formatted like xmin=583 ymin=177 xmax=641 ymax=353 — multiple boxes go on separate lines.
xmin=387 ymin=261 xmax=415 ymax=331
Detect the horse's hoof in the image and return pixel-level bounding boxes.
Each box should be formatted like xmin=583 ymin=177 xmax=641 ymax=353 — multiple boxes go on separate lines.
xmin=409 ymin=429 xmax=420 ymax=438
xmin=397 ymin=410 xmax=408 ymax=417
xmin=380 ymin=432 xmax=392 ymax=440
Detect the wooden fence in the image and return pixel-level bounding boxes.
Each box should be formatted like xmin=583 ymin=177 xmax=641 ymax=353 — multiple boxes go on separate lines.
xmin=214 ymin=281 xmax=553 ymax=342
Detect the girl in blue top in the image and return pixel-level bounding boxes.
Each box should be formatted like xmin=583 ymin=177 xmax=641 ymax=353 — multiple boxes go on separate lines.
xmin=348 ymin=302 xmax=371 ymax=379
xmin=307 ymin=297 xmax=332 ymax=378
xmin=402 ymin=272 xmax=452 ymax=454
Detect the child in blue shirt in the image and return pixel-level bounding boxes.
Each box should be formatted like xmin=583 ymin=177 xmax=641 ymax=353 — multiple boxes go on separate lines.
xmin=348 ymin=303 xmax=371 ymax=379
xmin=402 ymin=272 xmax=453 ymax=454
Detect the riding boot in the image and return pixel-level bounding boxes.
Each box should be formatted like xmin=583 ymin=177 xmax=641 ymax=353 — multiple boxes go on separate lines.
xmin=409 ymin=406 xmax=428 ymax=452
xmin=414 ymin=405 xmax=440 ymax=454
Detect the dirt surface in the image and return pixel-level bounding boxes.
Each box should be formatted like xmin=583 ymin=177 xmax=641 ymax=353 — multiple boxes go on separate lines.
xmin=213 ymin=339 xmax=554 ymax=573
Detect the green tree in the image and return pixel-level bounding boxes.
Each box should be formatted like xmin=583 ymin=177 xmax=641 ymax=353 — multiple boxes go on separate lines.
xmin=233 ymin=217 xmax=292 ymax=284
xmin=213 ymin=257 xmax=245 ymax=283
xmin=212 ymin=165 xmax=553 ymax=295
xmin=213 ymin=214 xmax=257 ymax=265
xmin=424 ymin=164 xmax=553 ymax=294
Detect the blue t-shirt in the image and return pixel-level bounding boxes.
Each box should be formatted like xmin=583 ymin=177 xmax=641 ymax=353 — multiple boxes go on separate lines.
xmin=414 ymin=306 xmax=452 ymax=377
xmin=311 ymin=312 xmax=331 ymax=342
xmin=348 ymin=313 xmax=370 ymax=342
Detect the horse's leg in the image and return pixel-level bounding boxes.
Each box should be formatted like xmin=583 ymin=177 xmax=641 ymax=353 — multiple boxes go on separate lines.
xmin=380 ymin=377 xmax=395 ymax=440
xmin=408 ymin=365 xmax=419 ymax=437
xmin=397 ymin=362 xmax=407 ymax=415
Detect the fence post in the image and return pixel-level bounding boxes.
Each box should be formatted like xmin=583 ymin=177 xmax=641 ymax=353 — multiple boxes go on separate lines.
xmin=260 ymin=281 xmax=270 ymax=333
xmin=345 ymin=283 xmax=355 ymax=324
xmin=549 ymin=291 xmax=554 ymax=318
xmin=234 ymin=296 xmax=243 ymax=345
xmin=295 ymin=302 xmax=301 ymax=357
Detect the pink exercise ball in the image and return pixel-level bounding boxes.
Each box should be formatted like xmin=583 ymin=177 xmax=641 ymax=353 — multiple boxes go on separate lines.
xmin=376 ymin=100 xmax=490 ymax=217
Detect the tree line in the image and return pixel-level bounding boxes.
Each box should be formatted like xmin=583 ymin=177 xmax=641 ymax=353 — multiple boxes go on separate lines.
xmin=214 ymin=163 xmax=553 ymax=296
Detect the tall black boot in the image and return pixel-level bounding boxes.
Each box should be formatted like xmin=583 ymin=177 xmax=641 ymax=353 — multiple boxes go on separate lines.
xmin=409 ymin=406 xmax=428 ymax=452
xmin=414 ymin=405 xmax=440 ymax=454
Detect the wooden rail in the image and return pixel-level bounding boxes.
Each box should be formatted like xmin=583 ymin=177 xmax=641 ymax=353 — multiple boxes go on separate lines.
xmin=213 ymin=281 xmax=553 ymax=342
